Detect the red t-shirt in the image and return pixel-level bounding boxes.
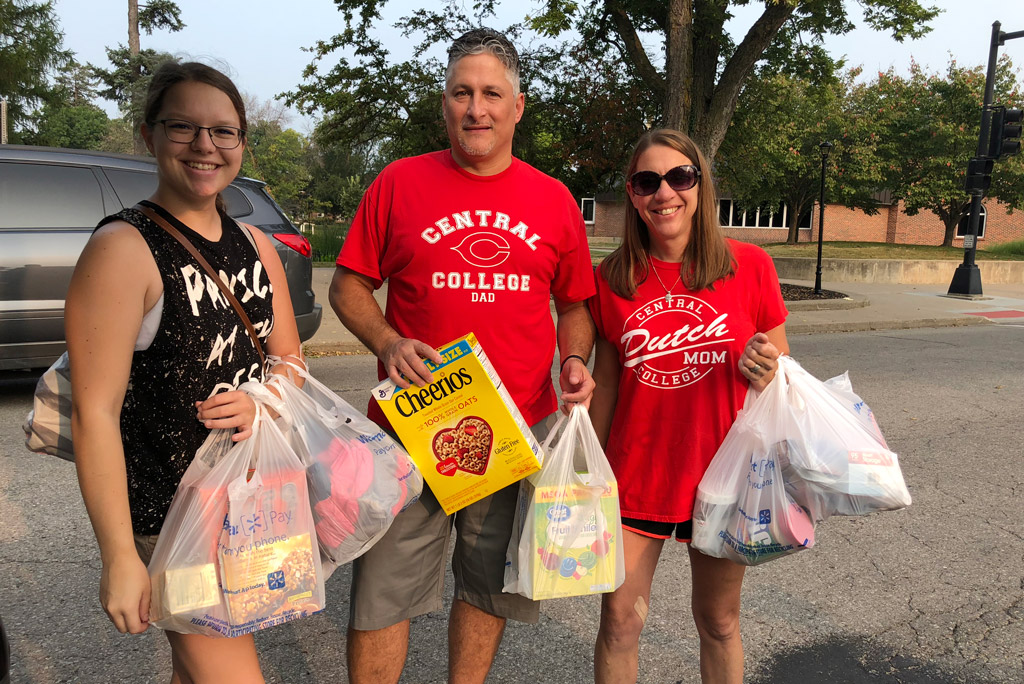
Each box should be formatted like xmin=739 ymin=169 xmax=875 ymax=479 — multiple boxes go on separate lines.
xmin=589 ymin=240 xmax=788 ymax=522
xmin=338 ymin=150 xmax=595 ymax=428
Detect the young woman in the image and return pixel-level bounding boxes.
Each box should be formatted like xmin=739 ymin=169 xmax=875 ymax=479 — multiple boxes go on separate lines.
xmin=588 ymin=129 xmax=789 ymax=684
xmin=65 ymin=61 xmax=303 ymax=683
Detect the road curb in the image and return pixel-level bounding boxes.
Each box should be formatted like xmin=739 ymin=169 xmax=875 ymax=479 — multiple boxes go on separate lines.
xmin=303 ymin=342 xmax=374 ymax=356
xmin=785 ymin=293 xmax=869 ymax=311
xmin=787 ymin=316 xmax=990 ymax=335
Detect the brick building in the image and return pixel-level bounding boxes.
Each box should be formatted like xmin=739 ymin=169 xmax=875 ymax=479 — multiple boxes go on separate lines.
xmin=583 ymin=193 xmax=1024 ymax=246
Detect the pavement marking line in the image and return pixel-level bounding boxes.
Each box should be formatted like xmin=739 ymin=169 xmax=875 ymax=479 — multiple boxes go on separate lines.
xmin=963 ymin=310 xmax=1024 ymax=319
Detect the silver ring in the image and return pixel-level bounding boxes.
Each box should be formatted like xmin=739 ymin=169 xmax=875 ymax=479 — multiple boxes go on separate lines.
xmin=750 ymin=363 xmax=761 ymax=373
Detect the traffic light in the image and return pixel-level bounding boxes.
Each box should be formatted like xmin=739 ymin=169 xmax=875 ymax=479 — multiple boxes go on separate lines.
xmin=965 ymin=157 xmax=993 ymax=192
xmin=989 ymin=107 xmax=1023 ymax=158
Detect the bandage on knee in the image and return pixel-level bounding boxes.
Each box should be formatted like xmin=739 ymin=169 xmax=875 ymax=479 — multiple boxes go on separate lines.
xmin=633 ymin=595 xmax=649 ymax=624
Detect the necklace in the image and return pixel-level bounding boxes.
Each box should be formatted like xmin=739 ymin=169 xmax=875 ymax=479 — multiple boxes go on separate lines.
xmin=649 ymin=257 xmax=682 ymax=304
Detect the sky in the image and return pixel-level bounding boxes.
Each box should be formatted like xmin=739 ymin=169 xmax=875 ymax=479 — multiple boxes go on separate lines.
xmin=53 ymin=0 xmax=1024 ymax=133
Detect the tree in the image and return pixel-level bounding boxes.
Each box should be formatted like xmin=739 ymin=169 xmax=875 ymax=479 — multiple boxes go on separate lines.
xmin=30 ymin=102 xmax=110 ymax=149
xmin=867 ymin=58 xmax=1024 ymax=246
xmin=289 ymin=0 xmax=940 ymax=170
xmin=717 ymin=69 xmax=886 ymax=243
xmin=241 ymin=114 xmax=312 ymax=219
xmin=92 ymin=1 xmax=183 ymax=152
xmin=0 ymin=0 xmax=72 ymax=141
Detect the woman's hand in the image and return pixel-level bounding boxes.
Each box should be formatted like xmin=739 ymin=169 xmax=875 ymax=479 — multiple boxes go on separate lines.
xmin=196 ymin=390 xmax=257 ymax=441
xmin=100 ymin=551 xmax=151 ymax=634
xmin=739 ymin=332 xmax=782 ymax=391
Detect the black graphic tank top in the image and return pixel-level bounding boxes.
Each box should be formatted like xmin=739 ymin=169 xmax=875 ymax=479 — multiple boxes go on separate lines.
xmin=105 ymin=201 xmax=275 ymax=534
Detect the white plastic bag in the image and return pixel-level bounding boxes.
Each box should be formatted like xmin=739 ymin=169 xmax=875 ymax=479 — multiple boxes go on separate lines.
xmin=503 ymin=406 xmax=624 ymax=599
xmin=148 ymin=404 xmax=326 ymax=637
xmin=692 ymin=389 xmax=816 ymax=565
xmin=256 ymin=362 xmax=421 ymax=574
xmin=823 ymin=371 xmax=888 ymax=448
xmin=693 ymin=355 xmax=911 ymax=564
xmin=774 ymin=357 xmax=911 ymax=519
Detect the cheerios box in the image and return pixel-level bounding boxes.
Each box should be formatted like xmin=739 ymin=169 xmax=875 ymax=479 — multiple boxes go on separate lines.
xmin=371 ymin=333 xmax=542 ymax=515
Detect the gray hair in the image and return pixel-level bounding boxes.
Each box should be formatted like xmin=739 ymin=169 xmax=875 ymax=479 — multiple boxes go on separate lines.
xmin=446 ymin=27 xmax=521 ymax=96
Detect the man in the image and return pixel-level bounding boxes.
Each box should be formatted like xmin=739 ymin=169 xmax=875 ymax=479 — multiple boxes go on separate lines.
xmin=329 ymin=27 xmax=596 ymax=684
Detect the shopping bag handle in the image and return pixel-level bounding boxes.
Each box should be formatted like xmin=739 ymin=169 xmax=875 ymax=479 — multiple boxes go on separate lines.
xmin=538 ymin=405 xmax=613 ymax=490
xmin=541 ymin=412 xmax=569 ymax=454
xmin=264 ymin=356 xmax=355 ymax=429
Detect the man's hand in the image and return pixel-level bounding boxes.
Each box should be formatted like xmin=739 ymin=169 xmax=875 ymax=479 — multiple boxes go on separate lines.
xmin=559 ymin=356 xmax=596 ymax=414
xmin=381 ymin=337 xmax=444 ymax=389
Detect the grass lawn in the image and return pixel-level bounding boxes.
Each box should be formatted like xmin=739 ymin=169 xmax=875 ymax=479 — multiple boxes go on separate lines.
xmin=760 ymin=241 xmax=1024 ymax=260
xmin=588 ymin=240 xmax=1024 ymax=265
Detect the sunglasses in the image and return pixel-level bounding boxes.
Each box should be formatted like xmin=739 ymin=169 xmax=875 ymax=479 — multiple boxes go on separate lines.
xmin=629 ymin=165 xmax=701 ymax=196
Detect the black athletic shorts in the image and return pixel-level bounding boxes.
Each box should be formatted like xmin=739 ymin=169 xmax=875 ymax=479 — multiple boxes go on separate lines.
xmin=621 ymin=517 xmax=692 ymax=542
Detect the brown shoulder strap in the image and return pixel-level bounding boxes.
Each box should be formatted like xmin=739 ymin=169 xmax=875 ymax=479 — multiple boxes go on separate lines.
xmin=136 ymin=204 xmax=266 ymax=367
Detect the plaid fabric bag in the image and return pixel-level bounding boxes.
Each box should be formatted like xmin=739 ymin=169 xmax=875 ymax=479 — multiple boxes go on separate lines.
xmin=23 ymin=352 xmax=75 ymax=461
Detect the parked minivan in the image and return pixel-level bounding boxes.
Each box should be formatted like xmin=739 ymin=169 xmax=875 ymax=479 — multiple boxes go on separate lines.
xmin=0 ymin=145 xmax=322 ymax=371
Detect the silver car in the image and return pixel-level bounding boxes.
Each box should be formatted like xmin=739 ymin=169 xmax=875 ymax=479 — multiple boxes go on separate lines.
xmin=0 ymin=145 xmax=322 ymax=370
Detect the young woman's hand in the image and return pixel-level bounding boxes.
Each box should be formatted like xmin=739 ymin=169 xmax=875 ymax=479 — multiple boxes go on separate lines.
xmin=738 ymin=332 xmax=782 ymax=391
xmin=100 ymin=551 xmax=151 ymax=634
xmin=195 ymin=390 xmax=258 ymax=441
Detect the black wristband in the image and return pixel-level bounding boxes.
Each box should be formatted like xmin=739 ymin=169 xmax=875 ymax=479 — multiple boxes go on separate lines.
xmin=559 ymin=354 xmax=586 ymax=371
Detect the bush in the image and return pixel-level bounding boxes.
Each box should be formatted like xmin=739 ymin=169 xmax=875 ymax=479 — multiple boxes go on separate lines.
xmin=303 ymin=223 xmax=349 ymax=263
xmin=983 ymin=239 xmax=1024 ymax=257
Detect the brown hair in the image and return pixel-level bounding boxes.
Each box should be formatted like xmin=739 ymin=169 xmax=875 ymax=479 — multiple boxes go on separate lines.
xmin=600 ymin=129 xmax=734 ymax=299
xmin=143 ymin=61 xmax=247 ymax=132
xmin=143 ymin=61 xmax=247 ymax=215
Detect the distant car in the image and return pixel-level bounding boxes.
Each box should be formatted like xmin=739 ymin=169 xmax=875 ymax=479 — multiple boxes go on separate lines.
xmin=0 ymin=614 xmax=8 ymax=684
xmin=0 ymin=145 xmax=322 ymax=371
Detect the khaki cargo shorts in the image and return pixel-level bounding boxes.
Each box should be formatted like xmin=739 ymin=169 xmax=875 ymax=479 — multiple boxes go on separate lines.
xmin=349 ymin=414 xmax=556 ymax=631
xmin=133 ymin=533 xmax=160 ymax=566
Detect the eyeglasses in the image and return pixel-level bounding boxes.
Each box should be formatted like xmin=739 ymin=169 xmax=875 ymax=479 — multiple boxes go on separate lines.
xmin=156 ymin=119 xmax=246 ymax=149
xmin=629 ymin=165 xmax=701 ymax=196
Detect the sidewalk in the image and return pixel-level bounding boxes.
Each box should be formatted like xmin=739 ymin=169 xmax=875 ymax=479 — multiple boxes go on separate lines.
xmin=303 ymin=267 xmax=1024 ymax=353
xmin=783 ymin=278 xmax=1024 ymax=334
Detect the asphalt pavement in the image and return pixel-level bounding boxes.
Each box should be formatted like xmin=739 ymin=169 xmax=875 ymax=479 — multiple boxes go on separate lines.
xmin=2 ymin=268 xmax=1023 ymax=684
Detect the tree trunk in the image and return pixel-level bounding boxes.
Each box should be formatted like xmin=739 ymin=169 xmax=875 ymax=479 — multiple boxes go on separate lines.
xmin=786 ymin=197 xmax=810 ymax=245
xmin=940 ymin=202 xmax=970 ymax=247
xmin=687 ymin=1 xmax=794 ymax=160
xmin=787 ymin=206 xmax=801 ymax=245
xmin=662 ymin=0 xmax=692 ymax=130
xmin=942 ymin=215 xmax=959 ymax=247
xmin=128 ymin=0 xmax=140 ymax=57
xmin=128 ymin=0 xmax=144 ymax=154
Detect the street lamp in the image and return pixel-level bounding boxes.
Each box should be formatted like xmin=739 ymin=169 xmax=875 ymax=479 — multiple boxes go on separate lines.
xmin=814 ymin=141 xmax=834 ymax=294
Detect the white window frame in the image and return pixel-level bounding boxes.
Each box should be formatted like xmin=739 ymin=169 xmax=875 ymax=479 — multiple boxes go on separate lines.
xmin=718 ymin=199 xmax=793 ymax=229
xmin=955 ymin=205 xmax=986 ymax=240
xmin=581 ymin=198 xmax=596 ymax=225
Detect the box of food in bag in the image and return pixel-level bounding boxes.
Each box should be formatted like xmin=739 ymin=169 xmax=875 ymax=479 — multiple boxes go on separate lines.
xmin=371 ymin=333 xmax=542 ymax=514
xmin=522 ymin=479 xmax=620 ymax=599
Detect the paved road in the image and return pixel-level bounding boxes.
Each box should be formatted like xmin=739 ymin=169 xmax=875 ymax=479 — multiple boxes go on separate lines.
xmin=1 ymin=325 xmax=1021 ymax=683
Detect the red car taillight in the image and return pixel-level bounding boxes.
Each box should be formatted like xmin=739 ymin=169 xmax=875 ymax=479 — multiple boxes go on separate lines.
xmin=274 ymin=233 xmax=311 ymax=258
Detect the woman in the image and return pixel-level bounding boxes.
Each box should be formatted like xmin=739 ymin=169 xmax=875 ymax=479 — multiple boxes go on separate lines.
xmin=588 ymin=129 xmax=789 ymax=684
xmin=65 ymin=61 xmax=303 ymax=682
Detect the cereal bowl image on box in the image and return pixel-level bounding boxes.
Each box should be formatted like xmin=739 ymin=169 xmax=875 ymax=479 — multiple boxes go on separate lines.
xmin=372 ymin=333 xmax=542 ymax=514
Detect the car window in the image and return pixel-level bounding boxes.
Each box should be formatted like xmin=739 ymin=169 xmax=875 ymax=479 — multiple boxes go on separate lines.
xmin=0 ymin=162 xmax=105 ymax=229
xmin=105 ymin=168 xmax=253 ymax=218
xmin=105 ymin=168 xmax=158 ymax=207
xmin=222 ymin=185 xmax=253 ymax=218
